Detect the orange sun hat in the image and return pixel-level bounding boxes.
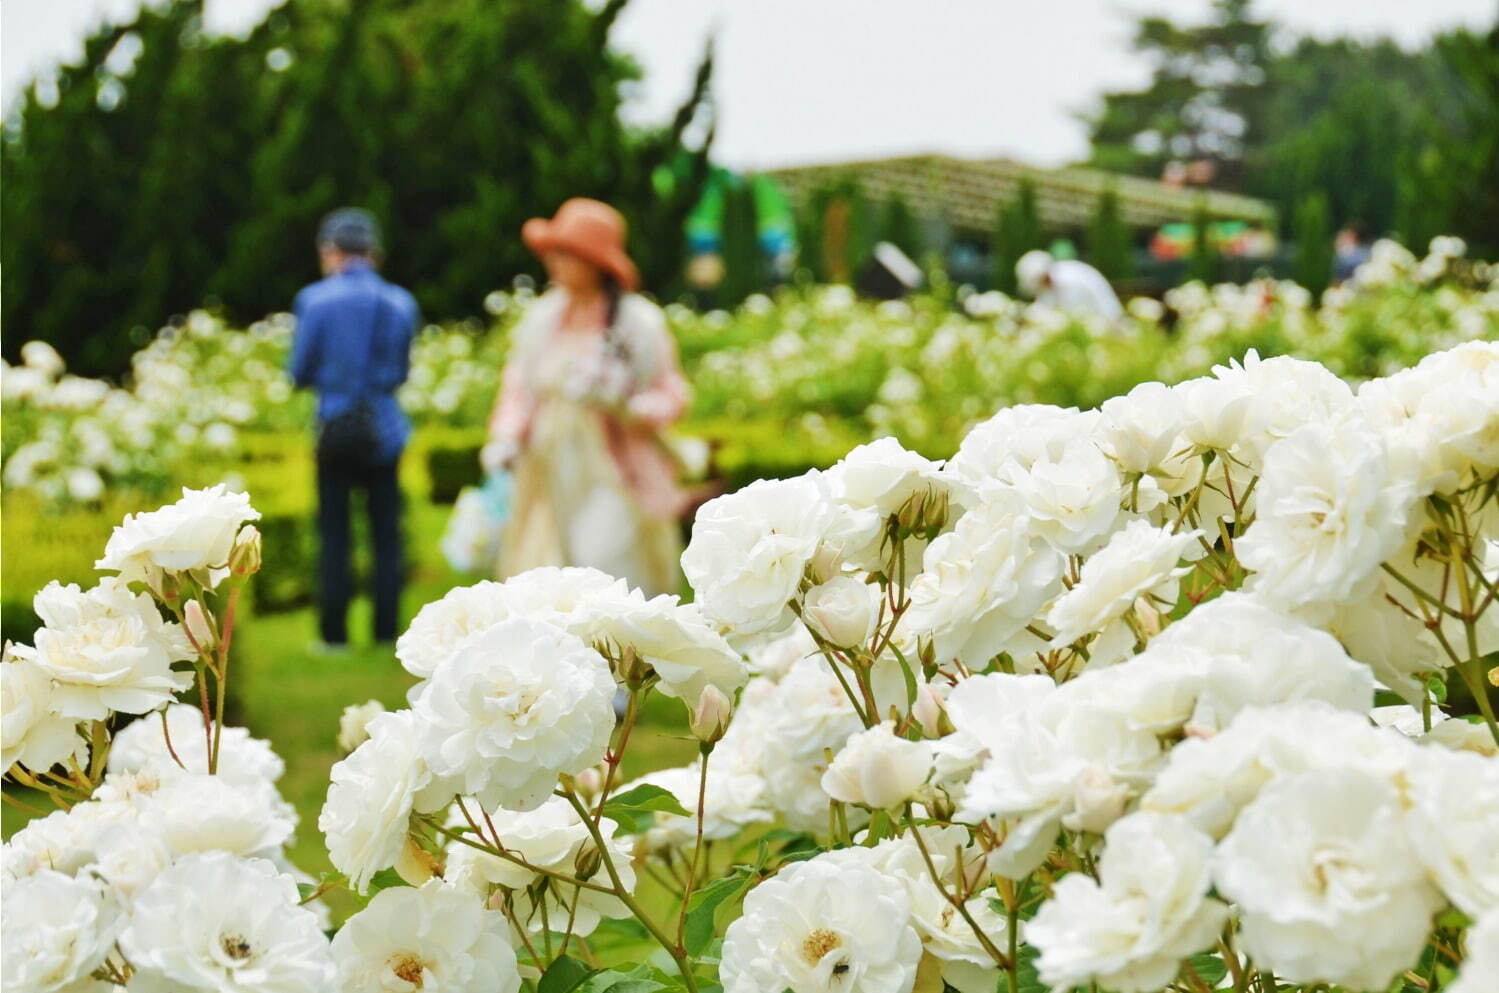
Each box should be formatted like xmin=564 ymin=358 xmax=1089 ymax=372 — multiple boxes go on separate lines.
xmin=522 ymin=198 xmax=639 ymax=292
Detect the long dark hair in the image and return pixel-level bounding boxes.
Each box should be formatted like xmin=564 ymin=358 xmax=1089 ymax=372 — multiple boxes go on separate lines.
xmin=601 ymin=273 xmax=629 ymax=364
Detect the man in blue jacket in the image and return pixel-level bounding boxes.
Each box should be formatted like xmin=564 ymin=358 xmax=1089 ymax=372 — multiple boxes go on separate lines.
xmin=290 ymin=209 xmax=419 ymax=650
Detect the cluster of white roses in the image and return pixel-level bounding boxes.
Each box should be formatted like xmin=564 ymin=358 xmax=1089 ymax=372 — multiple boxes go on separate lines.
xmin=672 ymin=340 xmax=1498 ymax=993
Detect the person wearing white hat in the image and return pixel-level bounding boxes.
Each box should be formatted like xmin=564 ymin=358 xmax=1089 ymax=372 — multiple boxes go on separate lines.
xmin=1015 ymin=249 xmax=1124 ymax=321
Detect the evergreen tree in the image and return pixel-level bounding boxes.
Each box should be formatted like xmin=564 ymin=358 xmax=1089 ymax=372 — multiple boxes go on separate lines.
xmin=1188 ymin=198 xmax=1219 ymax=284
xmin=1088 ymin=186 xmax=1133 ymax=279
xmin=1293 ymin=191 xmax=1333 ymax=296
xmin=990 ymin=177 xmax=1043 ymax=294
xmin=878 ymin=194 xmax=922 ymax=259
xmin=1 ymin=0 xmax=714 ymax=375
xmin=718 ymin=178 xmax=763 ymax=305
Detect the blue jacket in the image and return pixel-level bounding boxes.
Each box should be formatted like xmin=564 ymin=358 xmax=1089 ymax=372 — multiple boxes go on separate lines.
xmin=290 ymin=261 xmax=419 ymax=464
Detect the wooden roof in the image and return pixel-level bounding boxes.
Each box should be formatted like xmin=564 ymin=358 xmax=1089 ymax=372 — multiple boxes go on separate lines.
xmin=766 ymin=154 xmax=1276 ymax=233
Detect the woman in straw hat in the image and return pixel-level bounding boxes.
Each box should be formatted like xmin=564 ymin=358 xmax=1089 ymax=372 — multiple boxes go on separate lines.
xmin=482 ymin=198 xmax=690 ymax=594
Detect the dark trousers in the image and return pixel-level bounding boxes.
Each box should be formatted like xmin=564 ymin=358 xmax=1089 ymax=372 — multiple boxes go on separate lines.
xmin=316 ymin=454 xmax=403 ymax=644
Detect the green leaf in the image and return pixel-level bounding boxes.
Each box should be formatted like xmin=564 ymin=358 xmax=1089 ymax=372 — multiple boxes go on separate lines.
xmin=603 ymin=784 xmax=691 ymax=834
xmin=366 ymin=868 xmax=406 ymax=894
xmin=538 ymin=955 xmax=594 ymax=993
xmin=1184 ymin=951 xmax=1228 ymax=985
xmin=685 ymin=869 xmax=753 ymax=955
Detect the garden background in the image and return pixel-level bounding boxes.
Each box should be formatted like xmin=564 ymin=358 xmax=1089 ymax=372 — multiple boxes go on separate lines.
xmin=4 ymin=0 xmax=1499 ymax=924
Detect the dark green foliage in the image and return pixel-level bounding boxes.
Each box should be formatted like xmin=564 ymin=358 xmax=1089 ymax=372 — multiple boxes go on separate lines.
xmin=1088 ymin=186 xmax=1133 ymax=279
xmin=794 ymin=178 xmax=877 ymax=283
xmin=426 ymin=444 xmax=485 ymax=505
xmin=718 ymin=177 xmax=763 ymax=305
xmin=878 ymin=193 xmax=922 ymax=259
xmin=1293 ymin=191 xmax=1333 ymax=296
xmin=991 ymin=178 xmax=1043 ymax=294
xmin=1 ymin=0 xmax=713 ymax=376
xmin=1188 ymin=198 xmax=1218 ymax=284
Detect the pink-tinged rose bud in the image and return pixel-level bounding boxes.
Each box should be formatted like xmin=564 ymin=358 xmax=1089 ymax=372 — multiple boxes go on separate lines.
xmin=574 ymin=766 xmax=606 ymax=800
xmin=184 ymin=600 xmax=216 ymax=652
xmin=912 ymin=684 xmax=953 ymax=738
xmin=690 ymin=685 xmax=733 ymax=744
xmin=228 ymin=525 xmax=262 ymax=576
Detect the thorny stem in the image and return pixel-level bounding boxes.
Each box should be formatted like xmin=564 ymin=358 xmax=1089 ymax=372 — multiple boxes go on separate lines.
xmin=903 ymin=804 xmax=1009 ymax=968
xmin=210 ymin=583 xmax=242 ymax=774
xmin=675 ymin=747 xmax=713 ymax=948
xmin=561 ymin=788 xmax=701 ymax=993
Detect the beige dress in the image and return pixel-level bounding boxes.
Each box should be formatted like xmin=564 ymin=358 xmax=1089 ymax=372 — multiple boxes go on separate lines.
xmin=489 ymin=290 xmax=689 ymax=595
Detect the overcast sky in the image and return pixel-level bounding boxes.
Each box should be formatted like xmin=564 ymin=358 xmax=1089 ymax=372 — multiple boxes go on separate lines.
xmin=3 ymin=0 xmax=1493 ymax=168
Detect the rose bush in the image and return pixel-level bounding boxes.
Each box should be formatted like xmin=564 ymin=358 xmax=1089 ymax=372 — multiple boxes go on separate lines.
xmin=3 ymin=337 xmax=1498 ymax=993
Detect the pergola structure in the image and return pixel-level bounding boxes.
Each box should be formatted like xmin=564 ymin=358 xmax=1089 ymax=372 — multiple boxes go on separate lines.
xmin=767 ymin=154 xmax=1276 ymax=235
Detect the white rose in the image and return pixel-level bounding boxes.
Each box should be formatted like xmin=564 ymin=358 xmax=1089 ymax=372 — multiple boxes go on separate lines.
xmin=1214 ymin=769 xmax=1443 ymax=990
xmin=320 ymin=710 xmax=437 ymax=892
xmin=720 ymin=856 xmax=922 ymax=993
xmin=1045 ymin=519 xmax=1203 ymax=665
xmin=998 ymin=438 xmax=1126 ymax=554
xmin=1152 ymin=593 xmax=1374 ymax=734
xmin=107 ymin=702 xmax=285 ymax=785
xmin=900 ymin=491 xmax=1061 ymax=664
xmin=1029 ymin=813 xmax=1229 ymax=993
xmin=332 ymin=880 xmax=520 ymax=993
xmin=821 ymin=721 xmax=933 ymax=810
xmin=337 ymin=699 xmax=387 ymax=753
xmin=415 ymin=617 xmax=615 ymax=812
xmin=120 ymin=853 xmax=334 ymax=991
xmin=1210 ymin=351 xmax=1354 ymax=466
xmin=945 ymin=404 xmax=1094 ymax=485
xmin=0 ymin=869 xmax=117 ymax=993
xmin=587 ymin=595 xmax=748 ymax=712
xmin=1094 ymin=381 xmax=1184 ymax=474
xmin=803 ymin=575 xmax=881 ymax=649
xmin=757 ymin=657 xmax=866 ymax=832
xmin=92 ymin=823 xmax=173 ymax=900
xmin=1449 ymin=908 xmax=1499 ymax=993
xmin=821 ymin=436 xmax=951 ymax=519
xmin=1405 ymin=747 xmax=1499 ymax=916
xmin=2 ymin=805 xmax=113 ymax=880
xmin=95 ymin=483 xmax=261 ymax=588
xmin=1 ymin=654 xmax=84 ymax=773
xmin=142 ymin=773 xmax=295 ymax=862
xmin=682 ymin=474 xmax=836 ymax=636
xmin=1174 ymin=374 xmax=1256 ymax=453
xmin=1142 ymin=701 xmax=1417 ymax=839
xmin=1237 ymin=419 xmax=1417 ymax=609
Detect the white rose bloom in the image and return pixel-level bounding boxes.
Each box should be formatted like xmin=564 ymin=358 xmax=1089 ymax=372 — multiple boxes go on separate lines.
xmin=1059 ymin=647 xmax=1205 ymax=736
xmin=907 ymin=885 xmax=1009 ymax=993
xmin=821 ymin=721 xmax=932 ymax=810
xmin=1318 ymin=570 xmax=1443 ymax=705
xmin=1210 ymin=351 xmax=1354 ymax=466
xmin=3 ymin=802 xmax=119 ymax=879
xmin=1029 ymin=813 xmax=1229 ymax=993
xmin=120 ymin=853 xmax=334 ymax=992
xmin=415 ymin=617 xmax=614 ymax=812
xmin=744 ymin=623 xmax=817 ymax=680
xmin=720 ymin=856 xmax=922 ymax=993
xmin=108 ymin=703 xmax=285 ymax=785
xmin=998 ymin=438 xmax=1126 ymax=554
xmin=142 ymin=773 xmax=295 ymax=861
xmin=900 ymin=492 xmax=1061 ymax=665
xmin=1214 ymin=769 xmax=1443 ymax=990
xmin=1237 ymin=419 xmax=1417 ymax=610
xmin=946 ymin=404 xmax=1095 ymax=486
xmin=1174 ymin=373 xmax=1257 ymax=453
xmin=95 ymin=483 xmax=261 ymax=588
xmin=29 ymin=579 xmax=194 ymax=719
xmin=0 ymin=869 xmax=117 ymax=993
xmin=1151 ymin=593 xmax=1374 ymax=734
xmin=1404 ymin=748 xmax=1499 ymax=916
xmin=803 ymin=575 xmax=881 ymax=649
xmin=1045 ymin=519 xmax=1203 ymax=665
xmin=1449 ymin=908 xmax=1499 ymax=993
xmin=588 ymin=595 xmax=747 ymax=711
xmin=335 ymin=699 xmax=388 ymax=754
xmin=821 ymin=436 xmax=952 ymax=519
xmin=321 ymin=710 xmax=437 ymax=893
xmin=444 ymin=796 xmax=636 ymax=938
xmin=397 ymin=568 xmax=635 ymax=684
xmin=332 ymin=880 xmax=520 ymax=993
xmin=1 ymin=653 xmax=84 ymax=772
xmin=1422 ymin=717 xmax=1499 ymax=757
xmin=1142 ymin=701 xmax=1416 ymax=838
xmin=1094 ymin=381 xmax=1185 ymax=474
xmin=681 ymin=474 xmax=836 ymax=636
xmin=92 ymin=822 xmax=173 ymax=900
xmin=624 ymin=752 xmax=771 ymax=853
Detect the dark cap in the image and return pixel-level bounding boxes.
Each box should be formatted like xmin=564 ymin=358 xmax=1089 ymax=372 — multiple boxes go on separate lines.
xmin=317 ymin=208 xmax=382 ymax=254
